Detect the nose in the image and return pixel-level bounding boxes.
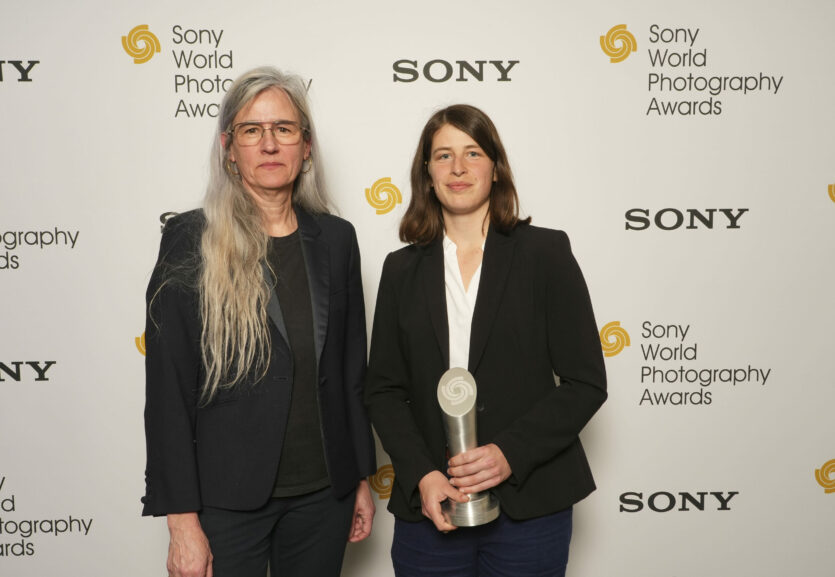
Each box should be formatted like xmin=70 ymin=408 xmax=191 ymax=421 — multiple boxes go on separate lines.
xmin=260 ymin=127 xmax=279 ymax=151
xmin=451 ymin=155 xmax=466 ymax=175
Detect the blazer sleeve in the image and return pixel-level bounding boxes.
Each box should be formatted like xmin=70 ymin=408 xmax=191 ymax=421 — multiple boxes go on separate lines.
xmin=343 ymin=225 xmax=377 ymax=478
xmin=364 ymin=253 xmax=437 ymax=503
xmin=141 ymin=216 xmax=203 ymax=516
xmin=493 ymin=230 xmax=607 ymax=485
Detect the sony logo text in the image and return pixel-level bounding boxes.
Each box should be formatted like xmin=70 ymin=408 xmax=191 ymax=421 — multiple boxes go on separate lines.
xmin=393 ymin=59 xmax=519 ymax=82
xmin=619 ymin=490 xmax=739 ymax=512
xmin=0 ymin=60 xmax=39 ymax=82
xmin=0 ymin=361 xmax=56 ymax=382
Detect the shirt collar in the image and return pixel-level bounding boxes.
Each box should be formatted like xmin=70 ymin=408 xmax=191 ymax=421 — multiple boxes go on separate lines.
xmin=443 ymin=234 xmax=486 ymax=253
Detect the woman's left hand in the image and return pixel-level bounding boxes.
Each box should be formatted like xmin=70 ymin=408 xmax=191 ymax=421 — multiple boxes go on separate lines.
xmin=447 ymin=443 xmax=512 ymax=494
xmin=348 ymin=479 xmax=376 ymax=542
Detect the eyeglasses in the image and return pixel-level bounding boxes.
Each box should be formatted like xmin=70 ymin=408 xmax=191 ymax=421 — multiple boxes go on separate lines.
xmin=227 ymin=120 xmax=308 ymax=146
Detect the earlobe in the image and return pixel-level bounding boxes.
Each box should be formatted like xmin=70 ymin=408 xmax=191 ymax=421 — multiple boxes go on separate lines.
xmin=221 ymin=136 xmax=235 ymax=163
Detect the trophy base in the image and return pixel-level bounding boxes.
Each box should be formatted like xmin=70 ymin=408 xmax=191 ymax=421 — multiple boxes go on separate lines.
xmin=442 ymin=492 xmax=500 ymax=527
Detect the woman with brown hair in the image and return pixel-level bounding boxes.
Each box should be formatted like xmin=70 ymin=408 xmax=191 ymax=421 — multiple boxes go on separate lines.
xmin=365 ymin=104 xmax=607 ymax=576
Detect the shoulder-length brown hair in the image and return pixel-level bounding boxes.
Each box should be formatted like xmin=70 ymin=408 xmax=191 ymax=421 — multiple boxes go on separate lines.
xmin=400 ymin=104 xmax=529 ymax=245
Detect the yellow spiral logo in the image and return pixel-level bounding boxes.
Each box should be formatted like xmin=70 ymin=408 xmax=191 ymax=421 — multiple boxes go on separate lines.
xmin=828 ymin=184 xmax=835 ymax=203
xmin=815 ymin=459 xmax=835 ymax=493
xmin=122 ymin=25 xmax=161 ymax=64
xmin=600 ymin=24 xmax=637 ymax=63
xmin=135 ymin=332 xmax=146 ymax=356
xmin=369 ymin=464 xmax=395 ymax=499
xmin=600 ymin=321 xmax=630 ymax=357
xmin=365 ymin=177 xmax=402 ymax=215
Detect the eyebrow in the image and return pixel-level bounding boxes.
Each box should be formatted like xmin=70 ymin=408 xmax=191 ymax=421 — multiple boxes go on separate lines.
xmin=431 ymin=144 xmax=483 ymax=155
xmin=238 ymin=119 xmax=299 ymax=125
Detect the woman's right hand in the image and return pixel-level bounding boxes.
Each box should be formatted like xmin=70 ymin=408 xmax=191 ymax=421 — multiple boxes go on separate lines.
xmin=417 ymin=470 xmax=470 ymax=532
xmin=166 ymin=512 xmax=213 ymax=577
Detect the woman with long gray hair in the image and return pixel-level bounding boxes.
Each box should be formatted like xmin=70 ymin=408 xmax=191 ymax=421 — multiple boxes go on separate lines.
xmin=142 ymin=66 xmax=376 ymax=577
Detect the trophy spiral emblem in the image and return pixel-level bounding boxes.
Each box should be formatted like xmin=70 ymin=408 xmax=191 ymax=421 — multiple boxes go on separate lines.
xmin=439 ymin=374 xmax=475 ymax=407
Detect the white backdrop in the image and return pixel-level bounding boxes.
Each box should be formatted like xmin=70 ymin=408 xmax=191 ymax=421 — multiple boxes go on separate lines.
xmin=2 ymin=1 xmax=834 ymax=575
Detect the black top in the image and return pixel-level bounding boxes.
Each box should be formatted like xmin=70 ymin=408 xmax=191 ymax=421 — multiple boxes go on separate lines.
xmin=268 ymin=231 xmax=329 ymax=496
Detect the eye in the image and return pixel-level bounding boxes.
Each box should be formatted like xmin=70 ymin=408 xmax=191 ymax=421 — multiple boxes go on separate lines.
xmin=435 ymin=153 xmax=451 ymax=161
xmin=275 ymin=124 xmax=293 ymax=134
xmin=241 ymin=125 xmax=260 ymax=135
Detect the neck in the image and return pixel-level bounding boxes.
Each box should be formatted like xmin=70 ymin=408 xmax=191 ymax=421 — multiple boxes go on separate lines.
xmin=247 ymin=188 xmax=297 ymax=236
xmin=443 ymin=206 xmax=488 ymax=250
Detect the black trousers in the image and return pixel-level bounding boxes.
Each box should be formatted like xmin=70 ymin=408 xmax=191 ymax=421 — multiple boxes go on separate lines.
xmin=199 ymin=487 xmax=356 ymax=577
xmin=392 ymin=508 xmax=573 ymax=577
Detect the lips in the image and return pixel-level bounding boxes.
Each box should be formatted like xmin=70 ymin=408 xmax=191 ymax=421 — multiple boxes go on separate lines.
xmin=446 ymin=181 xmax=471 ymax=191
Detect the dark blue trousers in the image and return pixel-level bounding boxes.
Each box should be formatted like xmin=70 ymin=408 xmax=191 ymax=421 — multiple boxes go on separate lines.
xmin=392 ymin=508 xmax=573 ymax=577
xmin=199 ymin=487 xmax=355 ymax=577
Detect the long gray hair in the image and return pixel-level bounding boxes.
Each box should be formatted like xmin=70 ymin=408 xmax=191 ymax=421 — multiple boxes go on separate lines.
xmin=199 ymin=66 xmax=331 ymax=403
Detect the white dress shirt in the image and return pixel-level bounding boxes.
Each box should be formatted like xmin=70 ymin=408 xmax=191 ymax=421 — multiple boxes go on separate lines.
xmin=443 ymin=235 xmax=484 ymax=370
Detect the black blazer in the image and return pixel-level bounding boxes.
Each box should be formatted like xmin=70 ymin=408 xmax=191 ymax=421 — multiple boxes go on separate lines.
xmin=142 ymin=208 xmax=375 ymax=516
xmin=364 ymin=223 xmax=606 ymax=521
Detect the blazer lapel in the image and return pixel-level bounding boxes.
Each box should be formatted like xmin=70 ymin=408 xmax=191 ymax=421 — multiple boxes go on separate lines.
xmin=263 ymin=261 xmax=290 ymax=346
xmin=419 ymin=238 xmax=449 ymax=370
xmin=296 ymin=207 xmax=329 ymax=367
xmin=469 ymin=226 xmax=515 ymax=373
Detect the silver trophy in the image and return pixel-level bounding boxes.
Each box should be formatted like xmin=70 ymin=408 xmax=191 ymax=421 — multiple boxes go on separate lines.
xmin=437 ymin=367 xmax=501 ymax=527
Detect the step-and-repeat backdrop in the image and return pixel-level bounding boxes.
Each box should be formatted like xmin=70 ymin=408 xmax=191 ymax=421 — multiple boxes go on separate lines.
xmin=2 ymin=1 xmax=833 ymax=575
